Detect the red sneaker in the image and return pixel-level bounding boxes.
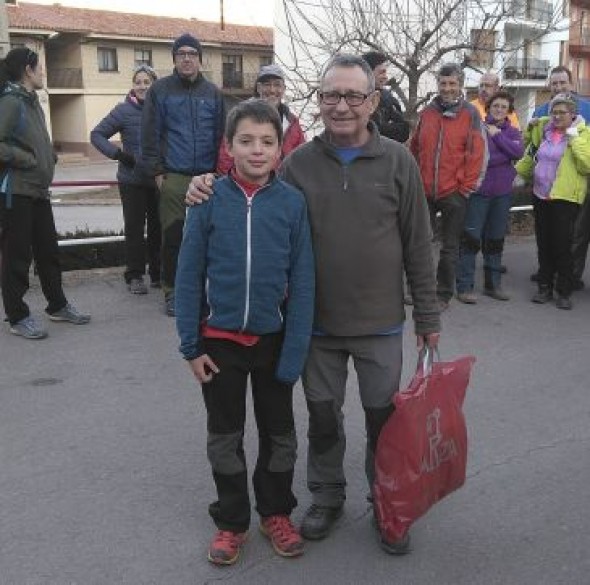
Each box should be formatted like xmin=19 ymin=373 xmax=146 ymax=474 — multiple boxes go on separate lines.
xmin=207 ymin=530 xmax=247 ymax=566
xmin=260 ymin=515 xmax=304 ymax=558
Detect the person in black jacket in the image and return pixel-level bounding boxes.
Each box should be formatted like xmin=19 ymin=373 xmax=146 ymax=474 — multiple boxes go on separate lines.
xmin=141 ymin=33 xmax=226 ymax=316
xmin=362 ymin=52 xmax=410 ymax=143
xmin=0 ymin=48 xmax=90 ymax=340
xmin=91 ymin=65 xmax=161 ymax=295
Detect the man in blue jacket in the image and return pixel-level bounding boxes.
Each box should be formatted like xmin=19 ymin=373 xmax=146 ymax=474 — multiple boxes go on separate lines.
xmin=142 ymin=33 xmax=226 ymax=316
xmin=530 ymin=66 xmax=590 ymax=289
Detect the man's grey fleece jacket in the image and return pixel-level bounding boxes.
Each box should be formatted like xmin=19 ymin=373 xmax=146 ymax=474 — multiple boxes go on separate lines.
xmin=280 ymin=124 xmax=440 ymax=337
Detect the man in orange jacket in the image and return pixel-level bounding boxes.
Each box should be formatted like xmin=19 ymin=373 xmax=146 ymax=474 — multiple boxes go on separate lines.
xmin=411 ymin=62 xmax=488 ymax=310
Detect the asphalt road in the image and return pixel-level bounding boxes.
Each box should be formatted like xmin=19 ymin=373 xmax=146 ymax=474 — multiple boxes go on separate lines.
xmin=1 ymin=237 xmax=589 ymax=585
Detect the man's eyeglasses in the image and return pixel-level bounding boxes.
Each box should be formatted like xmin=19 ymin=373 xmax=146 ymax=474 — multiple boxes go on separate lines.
xmin=259 ymin=80 xmax=284 ymax=90
xmin=175 ymin=50 xmax=200 ymax=60
xmin=318 ymin=91 xmax=371 ymax=107
xmin=551 ymin=109 xmax=573 ymax=117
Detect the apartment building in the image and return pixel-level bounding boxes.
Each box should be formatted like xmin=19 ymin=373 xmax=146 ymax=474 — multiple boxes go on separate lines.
xmin=5 ymin=1 xmax=273 ymax=158
xmin=568 ymin=0 xmax=590 ymax=97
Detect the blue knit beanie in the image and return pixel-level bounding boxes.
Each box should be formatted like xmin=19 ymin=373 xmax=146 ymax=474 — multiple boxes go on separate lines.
xmin=172 ymin=33 xmax=202 ymax=62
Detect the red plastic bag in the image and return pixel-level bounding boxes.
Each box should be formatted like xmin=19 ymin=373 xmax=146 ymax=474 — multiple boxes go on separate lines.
xmin=373 ymin=350 xmax=476 ymax=542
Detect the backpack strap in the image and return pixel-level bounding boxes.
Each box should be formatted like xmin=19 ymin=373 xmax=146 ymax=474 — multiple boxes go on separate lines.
xmin=0 ymin=98 xmax=27 ymax=209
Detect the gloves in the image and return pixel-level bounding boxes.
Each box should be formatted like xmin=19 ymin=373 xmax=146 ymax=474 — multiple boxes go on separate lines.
xmin=513 ymin=175 xmax=526 ymax=188
xmin=115 ymin=149 xmax=136 ymax=168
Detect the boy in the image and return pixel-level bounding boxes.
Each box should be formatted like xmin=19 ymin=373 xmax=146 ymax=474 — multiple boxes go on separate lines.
xmin=174 ymin=99 xmax=314 ymax=565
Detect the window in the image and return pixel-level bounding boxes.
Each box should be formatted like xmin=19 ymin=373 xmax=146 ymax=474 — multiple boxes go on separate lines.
xmin=259 ymin=55 xmax=273 ymax=68
xmin=222 ymin=54 xmax=243 ymax=89
xmin=134 ymin=48 xmax=152 ymax=67
xmin=97 ymin=47 xmax=118 ymax=72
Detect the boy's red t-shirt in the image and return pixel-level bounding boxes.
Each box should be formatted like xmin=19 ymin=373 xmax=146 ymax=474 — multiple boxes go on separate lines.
xmin=201 ymin=169 xmax=268 ymax=347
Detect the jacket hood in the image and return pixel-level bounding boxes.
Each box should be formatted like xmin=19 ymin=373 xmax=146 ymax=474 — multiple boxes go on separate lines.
xmin=125 ymin=91 xmax=143 ymax=108
xmin=0 ymin=81 xmax=37 ymax=103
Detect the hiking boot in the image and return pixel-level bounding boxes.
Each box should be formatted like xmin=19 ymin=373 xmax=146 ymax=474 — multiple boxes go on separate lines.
xmin=555 ymin=295 xmax=572 ymax=310
xmin=483 ymin=288 xmax=510 ymax=301
xmin=456 ymin=291 xmax=477 ymax=304
xmin=300 ymin=504 xmax=343 ymax=541
xmin=48 ymin=303 xmax=91 ymax=325
xmin=207 ymin=530 xmax=247 ymax=566
xmin=379 ymin=531 xmax=411 ymax=556
xmin=531 ymin=286 xmax=553 ymax=304
xmin=164 ymin=293 xmax=175 ymax=317
xmin=260 ymin=515 xmax=304 ymax=558
xmin=128 ymin=278 xmax=148 ymax=295
xmin=9 ymin=315 xmax=48 ymax=340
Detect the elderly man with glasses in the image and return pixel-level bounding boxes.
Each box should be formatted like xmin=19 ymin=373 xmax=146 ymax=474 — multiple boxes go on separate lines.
xmin=141 ymin=33 xmax=226 ymax=316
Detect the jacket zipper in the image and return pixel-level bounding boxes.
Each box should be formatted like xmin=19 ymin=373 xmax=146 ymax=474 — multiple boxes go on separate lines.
xmin=242 ymin=197 xmax=253 ymax=330
xmin=433 ymin=122 xmax=444 ymax=199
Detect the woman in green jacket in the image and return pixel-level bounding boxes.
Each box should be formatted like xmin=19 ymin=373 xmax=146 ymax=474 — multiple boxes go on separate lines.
xmin=0 ymin=48 xmax=90 ymax=339
xmin=516 ymin=93 xmax=590 ymax=309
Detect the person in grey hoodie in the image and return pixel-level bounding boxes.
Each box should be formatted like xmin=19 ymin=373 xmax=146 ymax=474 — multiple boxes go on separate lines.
xmin=0 ymin=47 xmax=90 ymax=340
xmin=91 ymin=65 xmax=161 ymax=295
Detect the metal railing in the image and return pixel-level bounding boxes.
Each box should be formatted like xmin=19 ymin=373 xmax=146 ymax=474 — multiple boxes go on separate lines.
xmin=504 ymin=57 xmax=550 ymax=79
xmin=53 ymin=179 xmax=533 ymax=249
xmin=53 ymin=180 xmax=123 ymax=248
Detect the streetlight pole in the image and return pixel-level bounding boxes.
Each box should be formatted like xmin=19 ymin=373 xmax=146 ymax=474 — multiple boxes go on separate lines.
xmin=220 ymin=0 xmax=225 ymax=30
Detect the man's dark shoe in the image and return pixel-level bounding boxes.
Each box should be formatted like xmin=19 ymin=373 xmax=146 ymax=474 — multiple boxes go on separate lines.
xmin=300 ymin=504 xmax=343 ymax=541
xmin=499 ymin=265 xmax=507 ymax=274
xmin=531 ymin=286 xmax=553 ymax=304
xmin=530 ymin=271 xmax=539 ymax=282
xmin=572 ymin=279 xmax=584 ymax=292
xmin=379 ymin=531 xmax=411 ymax=556
xmin=555 ymin=295 xmax=572 ymax=310
xmin=165 ymin=293 xmax=175 ymax=317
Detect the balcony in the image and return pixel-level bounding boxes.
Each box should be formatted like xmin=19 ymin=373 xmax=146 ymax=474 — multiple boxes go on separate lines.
xmin=504 ymin=57 xmax=550 ymax=79
xmin=508 ymin=0 xmax=553 ymax=24
xmin=46 ymin=68 xmax=83 ymax=89
xmin=569 ymin=29 xmax=590 ymax=55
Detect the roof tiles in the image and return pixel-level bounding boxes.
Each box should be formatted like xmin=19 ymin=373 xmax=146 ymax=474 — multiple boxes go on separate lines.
xmin=7 ymin=2 xmax=273 ymax=47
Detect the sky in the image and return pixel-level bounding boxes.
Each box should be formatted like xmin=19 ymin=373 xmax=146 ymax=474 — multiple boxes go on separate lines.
xmin=20 ymin=0 xmax=275 ymax=27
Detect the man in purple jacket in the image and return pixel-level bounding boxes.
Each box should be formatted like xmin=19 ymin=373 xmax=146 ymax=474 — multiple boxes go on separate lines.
xmin=456 ymin=91 xmax=524 ymax=302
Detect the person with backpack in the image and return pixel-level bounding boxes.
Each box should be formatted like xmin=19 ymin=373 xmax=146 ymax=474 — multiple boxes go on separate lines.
xmin=0 ymin=47 xmax=90 ymax=340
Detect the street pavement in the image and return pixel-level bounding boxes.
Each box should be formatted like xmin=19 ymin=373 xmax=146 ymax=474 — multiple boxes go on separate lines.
xmin=1 ymin=237 xmax=589 ymax=585
xmin=52 ymin=161 xmax=123 ymax=235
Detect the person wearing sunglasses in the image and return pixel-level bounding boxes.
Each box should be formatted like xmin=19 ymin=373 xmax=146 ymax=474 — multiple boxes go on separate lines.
xmin=516 ymin=93 xmax=590 ymax=310
xmin=216 ymin=64 xmax=305 ymax=175
xmin=91 ymin=65 xmax=161 ymax=295
xmin=0 ymin=48 xmax=90 ymax=340
xmin=141 ymin=33 xmax=226 ymax=317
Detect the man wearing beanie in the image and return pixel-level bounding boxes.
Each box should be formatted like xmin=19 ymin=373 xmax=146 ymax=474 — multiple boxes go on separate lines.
xmin=361 ymin=51 xmax=409 ymax=143
xmin=142 ymin=32 xmax=225 ymax=316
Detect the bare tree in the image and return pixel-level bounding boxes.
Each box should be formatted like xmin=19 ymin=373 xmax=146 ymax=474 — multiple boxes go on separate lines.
xmin=276 ymin=0 xmax=565 ymax=126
